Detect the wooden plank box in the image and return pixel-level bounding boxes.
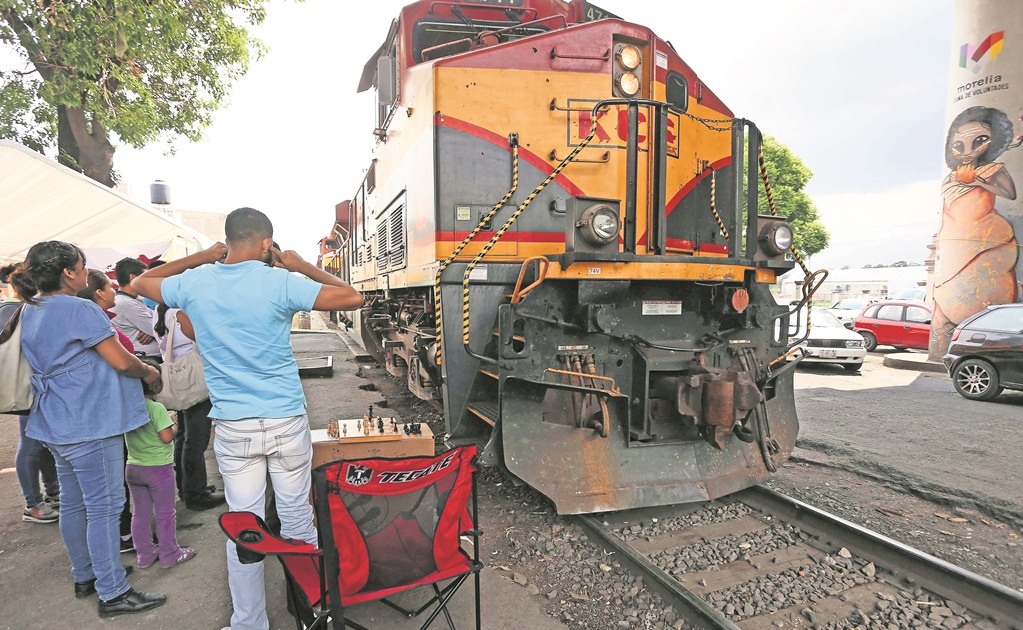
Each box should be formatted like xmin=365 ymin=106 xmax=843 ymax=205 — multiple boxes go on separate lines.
xmin=311 ymin=419 xmax=434 ymax=468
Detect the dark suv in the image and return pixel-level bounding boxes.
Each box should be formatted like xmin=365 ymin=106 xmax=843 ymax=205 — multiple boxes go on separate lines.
xmin=942 ymin=303 xmax=1023 ymax=401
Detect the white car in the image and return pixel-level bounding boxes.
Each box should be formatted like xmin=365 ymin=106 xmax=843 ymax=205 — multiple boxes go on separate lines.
xmin=829 ymin=298 xmax=875 ymax=329
xmin=788 ymin=308 xmax=867 ymax=371
xmin=889 ymin=288 xmax=926 ymax=302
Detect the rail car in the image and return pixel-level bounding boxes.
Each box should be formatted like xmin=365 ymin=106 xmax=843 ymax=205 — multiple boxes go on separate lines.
xmin=317 ymin=0 xmax=809 ymax=515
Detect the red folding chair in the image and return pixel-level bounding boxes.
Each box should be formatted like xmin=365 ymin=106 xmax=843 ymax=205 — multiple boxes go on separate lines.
xmin=220 ymin=446 xmax=482 ymax=630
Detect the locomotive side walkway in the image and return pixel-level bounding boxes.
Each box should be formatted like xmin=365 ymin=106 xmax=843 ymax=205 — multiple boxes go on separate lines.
xmin=0 ymin=316 xmax=565 ymax=630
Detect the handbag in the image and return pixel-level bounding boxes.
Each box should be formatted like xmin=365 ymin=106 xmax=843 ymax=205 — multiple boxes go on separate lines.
xmin=154 ymin=317 xmax=209 ymax=411
xmin=0 ymin=303 xmax=34 ymax=414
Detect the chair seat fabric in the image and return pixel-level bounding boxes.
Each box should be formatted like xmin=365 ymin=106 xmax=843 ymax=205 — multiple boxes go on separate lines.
xmin=220 ymin=446 xmax=482 ymax=629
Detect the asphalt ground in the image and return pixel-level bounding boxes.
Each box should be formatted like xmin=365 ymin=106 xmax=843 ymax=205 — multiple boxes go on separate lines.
xmin=791 ymin=349 xmax=1023 ymax=529
xmin=0 ymin=319 xmax=563 ymax=630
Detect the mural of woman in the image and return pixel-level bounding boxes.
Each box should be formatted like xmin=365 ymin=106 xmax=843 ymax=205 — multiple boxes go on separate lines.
xmin=933 ymin=106 xmax=1018 ymax=347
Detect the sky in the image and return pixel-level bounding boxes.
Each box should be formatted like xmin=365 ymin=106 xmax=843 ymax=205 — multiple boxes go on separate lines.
xmin=107 ymin=0 xmax=956 ymax=268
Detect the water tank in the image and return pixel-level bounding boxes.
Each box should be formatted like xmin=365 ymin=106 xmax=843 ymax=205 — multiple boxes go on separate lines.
xmin=150 ymin=180 xmax=171 ymax=205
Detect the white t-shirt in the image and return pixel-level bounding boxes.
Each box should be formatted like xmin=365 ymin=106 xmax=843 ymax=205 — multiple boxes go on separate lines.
xmin=153 ymin=307 xmax=194 ymax=362
xmin=112 ymin=292 xmax=161 ymax=357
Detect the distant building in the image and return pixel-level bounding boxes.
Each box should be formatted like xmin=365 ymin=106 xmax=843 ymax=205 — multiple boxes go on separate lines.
xmin=123 ymin=180 xmax=228 ymax=246
xmin=155 ymin=207 xmax=227 ymax=243
xmin=775 ymin=266 xmax=928 ymax=305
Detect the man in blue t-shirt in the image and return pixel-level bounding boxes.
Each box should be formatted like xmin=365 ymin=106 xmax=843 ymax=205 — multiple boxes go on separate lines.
xmin=133 ymin=208 xmax=363 ymax=630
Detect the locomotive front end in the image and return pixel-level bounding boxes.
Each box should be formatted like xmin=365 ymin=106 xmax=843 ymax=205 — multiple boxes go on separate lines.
xmin=341 ymin=0 xmax=805 ymax=515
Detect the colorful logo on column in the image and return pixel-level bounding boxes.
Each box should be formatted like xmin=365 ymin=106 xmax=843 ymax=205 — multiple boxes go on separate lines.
xmin=959 ymin=31 xmax=1004 ymax=74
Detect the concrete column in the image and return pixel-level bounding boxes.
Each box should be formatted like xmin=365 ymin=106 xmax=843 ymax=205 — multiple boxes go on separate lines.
xmin=929 ymin=0 xmax=1023 ymax=361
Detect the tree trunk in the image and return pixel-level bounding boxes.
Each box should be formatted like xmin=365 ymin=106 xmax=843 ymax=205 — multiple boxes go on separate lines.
xmin=56 ymin=106 xmax=82 ymax=173
xmin=62 ymin=106 xmax=116 ymax=187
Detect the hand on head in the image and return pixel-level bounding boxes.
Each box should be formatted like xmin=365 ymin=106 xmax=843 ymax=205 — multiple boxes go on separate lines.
xmin=205 ymin=242 xmax=228 ymax=264
xmin=269 ymin=247 xmax=307 ymax=273
xmin=142 ymin=363 xmax=162 ymax=389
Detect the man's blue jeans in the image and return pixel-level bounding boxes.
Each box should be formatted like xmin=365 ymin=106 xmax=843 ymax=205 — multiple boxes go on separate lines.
xmin=44 ymin=436 xmax=130 ymax=601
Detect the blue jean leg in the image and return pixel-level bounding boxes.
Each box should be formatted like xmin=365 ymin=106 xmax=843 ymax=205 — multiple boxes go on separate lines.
xmin=46 ymin=436 xmax=130 ymax=601
xmin=16 ymin=415 xmax=59 ymax=507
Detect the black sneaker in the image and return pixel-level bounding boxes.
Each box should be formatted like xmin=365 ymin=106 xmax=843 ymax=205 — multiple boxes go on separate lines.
xmin=119 ymin=537 xmax=135 ymax=553
xmin=185 ymin=492 xmax=227 ymax=511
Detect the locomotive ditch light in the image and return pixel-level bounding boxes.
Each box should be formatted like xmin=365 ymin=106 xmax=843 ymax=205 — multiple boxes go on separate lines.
xmin=759 ymin=219 xmax=793 ymax=257
xmin=565 ymin=197 xmax=622 ymax=255
xmin=617 ymin=72 xmax=640 ymax=97
xmin=617 ymin=45 xmax=641 ymax=70
xmin=577 ymin=204 xmax=621 ymax=246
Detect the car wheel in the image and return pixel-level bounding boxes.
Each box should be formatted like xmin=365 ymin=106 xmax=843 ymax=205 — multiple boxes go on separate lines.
xmin=859 ymin=331 xmax=877 ymax=352
xmin=842 ymin=363 xmax=862 ymax=372
xmin=952 ymin=359 xmax=1003 ymax=401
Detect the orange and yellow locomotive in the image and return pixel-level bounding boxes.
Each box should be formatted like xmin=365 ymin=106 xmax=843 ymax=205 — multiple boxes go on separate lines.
xmin=319 ymin=0 xmax=801 ymax=514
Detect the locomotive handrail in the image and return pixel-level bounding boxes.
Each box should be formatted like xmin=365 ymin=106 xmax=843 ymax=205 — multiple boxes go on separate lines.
xmin=549 ymin=98 xmax=610 ymax=113
xmin=422 ymin=37 xmax=474 ymax=61
xmin=434 ymin=134 xmax=521 ymax=370
xmin=510 ymin=256 xmax=550 ymax=305
xmin=775 ymin=267 xmax=828 ymax=350
xmin=482 ymin=14 xmax=566 ymax=39
xmin=550 ymin=46 xmax=610 ymax=61
xmin=427 ymin=1 xmax=537 ymax=21
xmin=548 ymin=149 xmax=609 ymax=163
xmin=422 ymin=13 xmax=565 ymax=61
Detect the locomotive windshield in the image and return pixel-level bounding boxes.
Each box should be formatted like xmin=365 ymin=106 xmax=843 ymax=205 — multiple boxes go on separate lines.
xmin=413 ymin=19 xmax=549 ymax=62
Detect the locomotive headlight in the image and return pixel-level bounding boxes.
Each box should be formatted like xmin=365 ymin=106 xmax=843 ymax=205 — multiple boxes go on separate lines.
xmin=759 ymin=221 xmax=793 ymax=256
xmin=618 ymin=72 xmax=640 ymax=96
xmin=617 ymin=45 xmax=641 ymax=70
xmin=577 ymin=204 xmax=621 ymax=246
xmin=592 ymin=211 xmax=619 ymax=240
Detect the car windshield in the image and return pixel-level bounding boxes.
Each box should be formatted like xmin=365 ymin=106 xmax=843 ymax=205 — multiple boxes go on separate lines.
xmin=832 ymin=299 xmax=866 ymax=311
xmin=810 ymin=309 xmax=844 ymax=328
xmin=789 ymin=308 xmax=844 ymax=335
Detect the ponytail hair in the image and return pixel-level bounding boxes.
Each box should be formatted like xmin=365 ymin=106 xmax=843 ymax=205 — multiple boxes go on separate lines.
xmin=77 ymin=269 xmax=112 ymax=303
xmin=154 ymin=303 xmax=170 ymax=337
xmin=11 ymin=241 xmax=85 ymax=305
xmin=0 ymin=263 xmax=18 ymax=285
xmin=1 ymin=262 xmax=23 ymax=301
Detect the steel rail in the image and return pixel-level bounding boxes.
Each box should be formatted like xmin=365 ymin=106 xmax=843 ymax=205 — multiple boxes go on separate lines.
xmin=578 ymin=487 xmax=1023 ymax=629
xmin=575 ymin=514 xmax=739 ymax=630
xmin=740 ymin=486 xmax=1023 ymax=628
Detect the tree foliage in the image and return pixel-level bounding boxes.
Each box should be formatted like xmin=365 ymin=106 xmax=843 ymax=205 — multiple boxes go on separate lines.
xmin=745 ymin=135 xmax=830 ymax=258
xmin=0 ymin=0 xmax=269 ymax=186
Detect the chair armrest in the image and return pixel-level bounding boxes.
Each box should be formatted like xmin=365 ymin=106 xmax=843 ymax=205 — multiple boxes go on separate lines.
xmin=219 ymin=511 xmax=320 ymax=557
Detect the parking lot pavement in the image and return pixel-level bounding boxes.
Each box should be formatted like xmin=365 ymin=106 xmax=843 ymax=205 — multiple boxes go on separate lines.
xmin=792 ymin=351 xmax=1023 ymax=528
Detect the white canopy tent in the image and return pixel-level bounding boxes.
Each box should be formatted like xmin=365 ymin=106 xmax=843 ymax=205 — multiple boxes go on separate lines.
xmin=0 ymin=140 xmax=210 ymax=266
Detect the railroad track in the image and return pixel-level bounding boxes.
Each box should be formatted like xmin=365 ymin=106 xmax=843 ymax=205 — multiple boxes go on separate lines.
xmin=577 ymin=487 xmax=1023 ymax=630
